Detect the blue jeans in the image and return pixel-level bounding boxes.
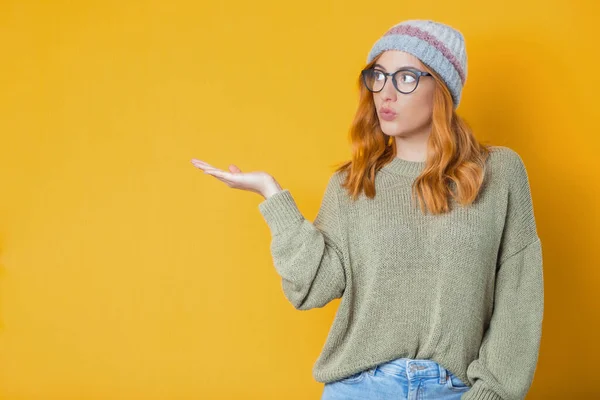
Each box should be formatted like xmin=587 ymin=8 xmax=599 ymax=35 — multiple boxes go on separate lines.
xmin=321 ymin=358 xmax=470 ymax=399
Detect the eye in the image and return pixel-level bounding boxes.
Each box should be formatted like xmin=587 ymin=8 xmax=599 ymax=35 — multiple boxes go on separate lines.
xmin=399 ymin=73 xmax=416 ymax=83
xmin=373 ymin=70 xmax=385 ymax=81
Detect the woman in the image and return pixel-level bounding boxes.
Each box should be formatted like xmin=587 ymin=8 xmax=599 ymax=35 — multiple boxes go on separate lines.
xmin=192 ymin=19 xmax=544 ymax=400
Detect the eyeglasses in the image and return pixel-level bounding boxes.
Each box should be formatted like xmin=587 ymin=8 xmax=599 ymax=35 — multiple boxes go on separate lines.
xmin=361 ymin=67 xmax=432 ymax=94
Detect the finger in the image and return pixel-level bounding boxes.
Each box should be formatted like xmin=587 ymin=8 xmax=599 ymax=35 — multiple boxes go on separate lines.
xmin=201 ymin=166 xmax=222 ymax=173
xmin=204 ymin=168 xmax=233 ymax=179
xmin=205 ymin=170 xmax=236 ymax=186
xmin=191 ymin=159 xmax=217 ymax=169
xmin=228 ymin=164 xmax=242 ymax=173
xmin=192 ymin=162 xmax=217 ymax=172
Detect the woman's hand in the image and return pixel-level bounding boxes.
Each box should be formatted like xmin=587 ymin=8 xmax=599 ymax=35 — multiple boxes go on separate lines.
xmin=191 ymin=158 xmax=282 ymax=199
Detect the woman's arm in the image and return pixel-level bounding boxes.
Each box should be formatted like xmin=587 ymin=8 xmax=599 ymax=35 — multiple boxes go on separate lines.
xmin=258 ymin=174 xmax=347 ymax=310
xmin=463 ymin=150 xmax=544 ymax=400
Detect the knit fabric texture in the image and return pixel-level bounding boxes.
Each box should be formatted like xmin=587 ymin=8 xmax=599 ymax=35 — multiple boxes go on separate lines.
xmin=366 ymin=19 xmax=467 ymax=109
xmin=258 ymin=146 xmax=544 ymax=400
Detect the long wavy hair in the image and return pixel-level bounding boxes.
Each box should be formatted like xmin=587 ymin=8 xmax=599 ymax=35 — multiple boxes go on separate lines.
xmin=332 ymin=55 xmax=492 ymax=215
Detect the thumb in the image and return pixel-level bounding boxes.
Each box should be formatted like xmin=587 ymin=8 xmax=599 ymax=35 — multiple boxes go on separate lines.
xmin=228 ymin=164 xmax=242 ymax=173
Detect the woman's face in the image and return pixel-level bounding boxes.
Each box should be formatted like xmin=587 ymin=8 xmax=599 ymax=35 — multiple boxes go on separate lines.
xmin=371 ymin=50 xmax=436 ymax=138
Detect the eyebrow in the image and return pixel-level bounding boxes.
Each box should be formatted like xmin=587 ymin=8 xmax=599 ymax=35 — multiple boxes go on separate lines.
xmin=374 ymin=63 xmax=419 ymax=71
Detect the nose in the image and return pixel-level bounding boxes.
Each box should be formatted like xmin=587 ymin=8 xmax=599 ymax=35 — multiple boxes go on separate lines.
xmin=379 ymin=77 xmax=397 ymax=102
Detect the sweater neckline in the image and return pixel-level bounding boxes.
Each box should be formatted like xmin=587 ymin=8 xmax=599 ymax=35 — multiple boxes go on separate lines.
xmin=380 ymin=156 xmax=426 ymax=177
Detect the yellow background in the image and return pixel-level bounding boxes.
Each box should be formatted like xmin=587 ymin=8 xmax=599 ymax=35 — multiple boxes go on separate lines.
xmin=1 ymin=0 xmax=598 ymax=398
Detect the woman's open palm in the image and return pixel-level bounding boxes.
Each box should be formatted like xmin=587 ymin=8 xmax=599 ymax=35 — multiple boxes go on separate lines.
xmin=191 ymin=158 xmax=278 ymax=197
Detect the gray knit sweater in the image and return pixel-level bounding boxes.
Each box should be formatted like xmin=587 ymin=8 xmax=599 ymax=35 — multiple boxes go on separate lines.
xmin=258 ymin=146 xmax=544 ymax=400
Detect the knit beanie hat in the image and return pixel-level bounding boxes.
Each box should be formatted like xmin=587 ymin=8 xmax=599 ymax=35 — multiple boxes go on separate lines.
xmin=366 ymin=19 xmax=467 ymax=109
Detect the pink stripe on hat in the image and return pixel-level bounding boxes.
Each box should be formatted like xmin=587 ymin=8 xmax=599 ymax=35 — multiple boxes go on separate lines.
xmin=384 ymin=24 xmax=466 ymax=85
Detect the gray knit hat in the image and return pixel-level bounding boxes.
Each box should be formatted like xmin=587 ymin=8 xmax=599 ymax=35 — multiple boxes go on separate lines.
xmin=366 ymin=19 xmax=467 ymax=109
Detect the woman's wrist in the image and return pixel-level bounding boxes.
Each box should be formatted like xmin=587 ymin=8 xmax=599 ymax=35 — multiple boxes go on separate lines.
xmin=261 ymin=178 xmax=283 ymax=199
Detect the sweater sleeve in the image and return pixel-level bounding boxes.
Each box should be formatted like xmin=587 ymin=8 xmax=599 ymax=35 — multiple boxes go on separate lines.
xmin=258 ymin=174 xmax=347 ymax=310
xmin=463 ymin=151 xmax=545 ymax=400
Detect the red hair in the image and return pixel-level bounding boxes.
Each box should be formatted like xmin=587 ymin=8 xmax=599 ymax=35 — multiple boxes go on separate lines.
xmin=332 ymin=56 xmax=492 ymax=215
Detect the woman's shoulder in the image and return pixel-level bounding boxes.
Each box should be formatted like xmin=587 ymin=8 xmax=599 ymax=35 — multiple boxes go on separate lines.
xmin=487 ymin=145 xmax=530 ymax=177
xmin=484 ymin=145 xmax=534 ymax=197
xmin=487 ymin=145 xmax=527 ymax=168
xmin=328 ymin=167 xmax=350 ymax=188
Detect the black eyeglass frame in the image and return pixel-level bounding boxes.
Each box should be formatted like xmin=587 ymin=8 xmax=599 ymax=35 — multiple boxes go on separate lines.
xmin=361 ymin=67 xmax=432 ymax=94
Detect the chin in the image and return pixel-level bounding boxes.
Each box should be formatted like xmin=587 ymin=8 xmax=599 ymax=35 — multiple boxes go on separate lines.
xmin=381 ymin=122 xmax=426 ymax=138
xmin=380 ymin=125 xmax=405 ymax=136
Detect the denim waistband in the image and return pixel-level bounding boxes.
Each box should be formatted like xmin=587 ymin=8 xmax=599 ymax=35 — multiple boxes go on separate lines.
xmin=365 ymin=358 xmax=448 ymax=385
